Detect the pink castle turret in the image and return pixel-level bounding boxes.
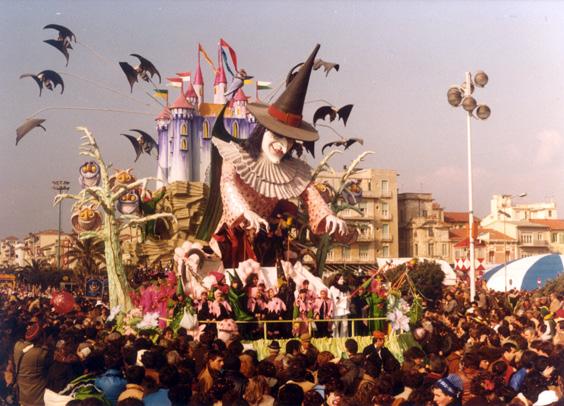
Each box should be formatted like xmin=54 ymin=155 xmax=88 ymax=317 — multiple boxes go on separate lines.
xmin=193 ymin=63 xmax=204 ymax=106
xmin=185 ymin=82 xmax=198 ymax=108
xmin=168 ymin=92 xmax=194 ymax=182
xmin=213 ymin=51 xmax=227 ymax=104
xmin=155 ymin=107 xmax=171 ymax=188
xmin=232 ymin=88 xmax=249 ymax=118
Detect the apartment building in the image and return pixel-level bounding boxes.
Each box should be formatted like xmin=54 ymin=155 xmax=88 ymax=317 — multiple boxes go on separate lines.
xmin=316 ymin=168 xmax=399 ymax=270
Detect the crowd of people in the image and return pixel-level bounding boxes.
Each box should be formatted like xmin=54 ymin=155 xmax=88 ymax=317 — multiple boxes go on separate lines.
xmin=1 ymin=278 xmax=563 ymax=406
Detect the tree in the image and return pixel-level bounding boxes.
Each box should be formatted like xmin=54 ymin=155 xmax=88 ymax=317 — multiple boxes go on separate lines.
xmin=386 ymin=260 xmax=445 ymax=304
xmin=65 ymin=234 xmax=106 ymax=278
xmin=54 ymin=127 xmax=175 ymax=311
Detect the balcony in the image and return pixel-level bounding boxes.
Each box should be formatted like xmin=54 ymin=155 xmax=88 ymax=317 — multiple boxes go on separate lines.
xmin=380 ymin=190 xmax=393 ymax=199
xmin=379 ymin=213 xmax=393 ymax=221
xmin=519 ymin=240 xmax=548 ymax=247
xmin=380 ymin=235 xmax=393 ymax=242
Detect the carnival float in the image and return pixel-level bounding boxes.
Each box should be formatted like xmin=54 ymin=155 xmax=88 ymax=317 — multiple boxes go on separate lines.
xmin=17 ymin=25 xmax=431 ymax=358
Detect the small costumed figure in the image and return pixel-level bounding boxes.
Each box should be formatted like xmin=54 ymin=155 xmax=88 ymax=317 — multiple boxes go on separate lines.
xmin=209 ymin=44 xmax=352 ymax=268
xmin=209 ymin=290 xmax=233 ymax=321
xmin=293 ymin=288 xmax=313 ymax=337
xmin=195 ymin=290 xmax=212 ymax=321
xmin=313 ymin=289 xmax=334 ymax=338
xmin=360 ymin=271 xmax=387 ymax=333
xmin=264 ymin=287 xmax=287 ymax=338
xmin=329 ymin=274 xmax=351 ymax=338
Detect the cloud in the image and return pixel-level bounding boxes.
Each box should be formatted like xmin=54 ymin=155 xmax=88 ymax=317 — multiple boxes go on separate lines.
xmin=534 ymin=129 xmax=563 ymax=165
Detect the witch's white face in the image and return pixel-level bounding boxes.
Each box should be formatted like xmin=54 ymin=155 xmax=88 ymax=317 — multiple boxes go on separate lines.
xmin=262 ymin=130 xmax=293 ymax=164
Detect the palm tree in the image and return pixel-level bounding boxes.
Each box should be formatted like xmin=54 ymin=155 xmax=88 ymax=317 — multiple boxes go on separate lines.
xmin=65 ymin=234 xmax=106 ymax=279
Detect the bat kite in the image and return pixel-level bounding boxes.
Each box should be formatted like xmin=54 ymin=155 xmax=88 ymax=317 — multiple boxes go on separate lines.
xmin=43 ymin=24 xmax=76 ymax=66
xmin=119 ymin=54 xmax=161 ymax=92
xmin=313 ymin=104 xmax=354 ymax=126
xmin=313 ymin=59 xmax=340 ymax=76
xmin=16 ymin=118 xmax=47 ymax=145
xmin=321 ymin=138 xmax=364 ymax=155
xmin=19 ymin=70 xmax=64 ymax=96
xmin=286 ymin=58 xmax=340 ymax=85
xmin=121 ymin=129 xmax=158 ymax=161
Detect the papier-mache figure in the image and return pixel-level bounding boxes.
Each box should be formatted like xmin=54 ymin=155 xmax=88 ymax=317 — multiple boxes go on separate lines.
xmin=211 ymin=44 xmax=352 ymax=267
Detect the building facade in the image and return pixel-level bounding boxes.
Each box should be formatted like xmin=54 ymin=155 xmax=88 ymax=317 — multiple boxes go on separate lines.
xmin=317 ymin=168 xmax=399 ymax=268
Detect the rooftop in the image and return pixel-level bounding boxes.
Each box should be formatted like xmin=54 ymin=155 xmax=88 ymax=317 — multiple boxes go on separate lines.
xmin=530 ymin=219 xmax=564 ymax=230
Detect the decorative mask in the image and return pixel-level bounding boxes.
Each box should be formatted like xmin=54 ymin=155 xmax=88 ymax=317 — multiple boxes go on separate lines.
xmin=109 ymin=168 xmax=136 ymax=190
xmin=117 ymin=191 xmax=140 ymax=215
xmin=71 ymin=203 xmax=102 ymax=232
xmin=78 ymin=161 xmax=100 ymax=188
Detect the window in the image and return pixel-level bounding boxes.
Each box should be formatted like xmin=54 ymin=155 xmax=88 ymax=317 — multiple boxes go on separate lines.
xmin=180 ymin=123 xmax=188 ymax=136
xmin=382 ymin=245 xmax=390 ymax=257
xmin=367 ymin=180 xmax=372 ymax=191
xmin=180 ymin=137 xmax=188 ymax=151
xmin=327 ymin=249 xmax=334 ymax=260
xmin=428 ymin=243 xmax=434 ymax=256
xmin=382 ymin=224 xmax=389 ymax=239
xmin=422 ymin=209 xmax=428 ymax=218
xmin=381 ymin=180 xmax=389 ymax=195
xmin=521 ymin=234 xmax=532 ymax=244
xmin=232 ymin=121 xmax=239 ymax=138
xmin=428 ymin=228 xmax=434 ymax=237
xmin=488 ymin=250 xmax=494 ymax=263
xmin=381 ymin=202 xmax=389 ymax=218
xmin=442 ymin=243 xmax=448 ymax=256
xmin=358 ymin=201 xmax=367 ymax=215
xmin=552 ymin=233 xmax=558 ymax=243
xmin=202 ymin=121 xmax=210 ymax=140
xmin=359 ymin=245 xmax=369 ymax=260
xmin=414 ymin=244 xmax=419 ymax=256
xmin=342 ymin=247 xmax=351 ymax=260
xmin=559 ymin=233 xmax=564 ymax=244
xmin=537 ymin=233 xmax=543 ymax=241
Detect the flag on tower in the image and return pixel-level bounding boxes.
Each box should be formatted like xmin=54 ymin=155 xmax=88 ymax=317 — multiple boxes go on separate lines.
xmin=176 ymin=72 xmax=191 ymax=82
xmin=153 ymin=88 xmax=169 ymax=100
xmin=219 ymin=38 xmax=239 ymax=73
xmin=198 ymin=44 xmax=216 ymax=72
xmin=166 ymin=77 xmax=183 ymax=88
xmin=256 ymin=81 xmax=272 ymax=90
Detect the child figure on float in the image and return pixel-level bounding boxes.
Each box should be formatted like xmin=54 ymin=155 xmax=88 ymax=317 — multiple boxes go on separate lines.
xmin=211 ymin=44 xmax=351 ymax=267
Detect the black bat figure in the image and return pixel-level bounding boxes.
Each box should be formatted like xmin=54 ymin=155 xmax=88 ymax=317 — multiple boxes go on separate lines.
xmin=44 ymin=39 xmax=71 ymax=66
xmin=119 ymin=62 xmax=138 ymax=92
xmin=321 ymin=138 xmax=364 ymax=155
xmin=43 ymin=24 xmax=76 ymax=43
xmin=121 ymin=134 xmax=144 ymax=162
xmin=337 ymin=104 xmax=353 ymax=126
xmin=313 ymin=104 xmax=354 ymax=126
xmin=129 ymin=129 xmax=158 ymax=155
xmin=313 ymin=59 xmax=340 ymax=76
xmin=16 ymin=118 xmax=46 ymax=145
xmin=119 ymin=54 xmax=161 ymax=92
xmin=19 ymin=70 xmax=64 ymax=96
xmin=131 ymin=54 xmax=161 ymax=83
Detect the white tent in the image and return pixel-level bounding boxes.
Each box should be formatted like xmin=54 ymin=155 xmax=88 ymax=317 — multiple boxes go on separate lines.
xmin=483 ymin=254 xmax=564 ymax=291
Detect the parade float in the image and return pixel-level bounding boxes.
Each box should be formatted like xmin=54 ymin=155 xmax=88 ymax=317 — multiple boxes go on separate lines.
xmin=17 ymin=26 xmax=432 ymax=358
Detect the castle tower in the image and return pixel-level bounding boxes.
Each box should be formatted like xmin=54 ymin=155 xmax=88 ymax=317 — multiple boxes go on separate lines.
xmin=185 ymin=82 xmax=198 ymax=108
xmin=232 ymin=88 xmax=249 ymax=118
xmin=213 ymin=54 xmax=227 ymax=104
xmin=168 ymin=92 xmax=194 ymax=183
xmin=193 ymin=63 xmax=204 ymax=106
xmin=155 ymin=107 xmax=171 ymax=188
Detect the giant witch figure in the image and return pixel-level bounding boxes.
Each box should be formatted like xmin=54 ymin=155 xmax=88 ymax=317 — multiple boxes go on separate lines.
xmin=207 ymin=44 xmax=353 ymax=268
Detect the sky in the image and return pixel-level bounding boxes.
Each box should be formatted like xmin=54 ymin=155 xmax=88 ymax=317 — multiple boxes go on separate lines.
xmin=1 ymin=0 xmax=564 ymax=238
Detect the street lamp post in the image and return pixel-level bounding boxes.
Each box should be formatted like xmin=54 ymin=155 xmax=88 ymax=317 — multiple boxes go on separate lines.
xmin=447 ymin=71 xmax=491 ymax=302
xmin=52 ymin=180 xmax=70 ymax=272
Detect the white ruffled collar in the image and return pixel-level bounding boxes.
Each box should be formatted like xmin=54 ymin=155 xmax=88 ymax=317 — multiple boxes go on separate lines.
xmin=213 ymin=138 xmax=312 ymax=199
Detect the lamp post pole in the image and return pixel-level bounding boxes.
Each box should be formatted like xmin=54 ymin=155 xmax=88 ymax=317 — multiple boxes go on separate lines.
xmin=52 ymin=180 xmax=70 ymax=272
xmin=447 ymin=71 xmax=490 ymax=302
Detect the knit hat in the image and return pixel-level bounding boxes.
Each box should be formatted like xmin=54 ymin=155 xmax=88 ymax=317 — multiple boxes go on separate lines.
xmin=434 ymin=373 xmax=463 ymax=398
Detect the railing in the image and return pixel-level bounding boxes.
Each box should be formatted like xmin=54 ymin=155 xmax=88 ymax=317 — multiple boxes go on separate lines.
xmin=195 ymin=317 xmax=388 ymax=340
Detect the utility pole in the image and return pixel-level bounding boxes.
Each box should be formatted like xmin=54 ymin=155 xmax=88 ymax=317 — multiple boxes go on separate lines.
xmin=52 ymin=180 xmax=70 ymax=271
